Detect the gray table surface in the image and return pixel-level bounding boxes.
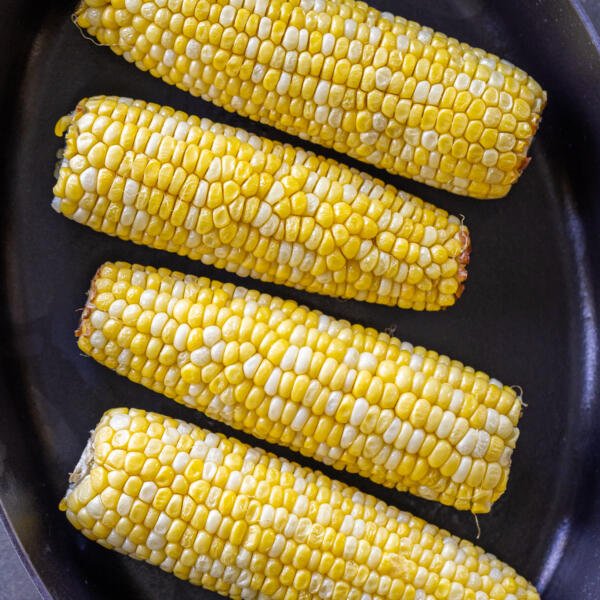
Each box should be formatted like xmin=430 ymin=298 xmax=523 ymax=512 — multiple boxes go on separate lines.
xmin=1 ymin=2 xmax=599 ymax=600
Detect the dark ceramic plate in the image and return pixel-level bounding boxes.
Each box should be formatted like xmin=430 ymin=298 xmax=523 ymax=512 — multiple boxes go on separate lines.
xmin=1 ymin=0 xmax=599 ymax=598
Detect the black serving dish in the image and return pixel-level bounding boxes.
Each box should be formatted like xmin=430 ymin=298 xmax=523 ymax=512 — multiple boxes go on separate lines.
xmin=0 ymin=1 xmax=599 ymax=598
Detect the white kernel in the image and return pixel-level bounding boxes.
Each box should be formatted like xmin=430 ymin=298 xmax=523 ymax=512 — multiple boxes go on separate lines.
xmin=372 ymin=112 xmax=387 ymax=132
xmin=295 ymin=346 xmax=312 ymax=374
xmin=219 ymin=5 xmax=235 ymax=26
xmin=190 ymin=347 xmax=210 ymax=367
xmin=185 ymin=39 xmax=201 ymax=59
xmin=203 ymin=462 xmax=217 ymax=482
xmin=369 ymin=26 xmax=382 ymax=45
xmin=259 ymin=505 xmax=275 ymax=528
xmin=282 ymin=26 xmax=299 ymax=50
xmin=340 ymin=425 xmax=357 ymax=448
xmin=90 ymin=310 xmax=108 ymax=329
xmin=254 ymin=0 xmax=268 ymax=15
xmin=428 ymin=83 xmax=444 ymax=105
xmin=383 ymin=418 xmax=402 ymax=444
xmin=343 ymin=348 xmax=359 ymax=368
xmin=172 ymin=451 xmax=189 ymax=473
xmin=473 ymin=431 xmax=491 ymax=458
xmin=340 ymin=515 xmax=354 ymax=535
xmin=106 ymin=531 xmax=124 ymax=548
xmin=89 ymin=330 xmax=106 ymax=349
xmin=297 ymin=28 xmax=308 ymax=51
xmin=396 ymin=34 xmax=409 ymax=52
xmin=148 ymin=313 xmax=169 ymax=338
xmin=375 ymin=67 xmax=391 ymax=90
xmin=453 ymin=456 xmax=473 ymax=483
xmin=283 ymin=513 xmax=299 ymax=537
xmin=204 ymin=509 xmax=221 ymax=534
xmin=292 ymin=495 xmax=308 ymax=517
xmin=80 ymin=167 xmax=98 ymax=193
xmin=243 ymin=354 xmax=262 ymax=378
xmin=385 ymin=449 xmax=402 ymax=470
xmin=267 ymin=395 xmax=284 ymax=420
xmin=283 ymin=50 xmax=298 ymax=72
xmin=154 ymin=513 xmax=172 ymax=535
xmin=137 ymin=290 xmax=156 ymax=311
xmin=395 ymin=422 xmax=413 ymax=450
xmin=344 ymin=18 xmax=357 ymax=38
xmin=252 ymin=202 xmax=271 ymax=227
xmin=314 ymin=81 xmax=330 ymax=105
xmin=225 ymin=471 xmax=242 ymax=492
xmin=406 ymin=429 xmax=425 ymax=453
xmin=357 ymin=352 xmax=377 ymax=373
xmin=203 ymin=325 xmax=221 ymax=346
xmin=321 ymin=33 xmax=335 ymax=55
xmin=86 ymin=496 xmax=105 ymax=519
xmin=71 ymin=208 xmax=88 ymax=224
xmin=457 ymin=429 xmax=478 ymax=455
xmin=146 ymin=532 xmax=166 ymax=551
xmin=482 ymin=149 xmax=499 ymax=167
xmin=280 ymin=345 xmax=299 ymax=370
xmin=455 ymin=73 xmax=471 ymax=90
xmin=205 ymin=157 xmax=221 ymax=182
xmin=276 ymin=72 xmax=292 ymax=95
xmin=325 ymin=391 xmax=343 ymax=416
xmin=418 ymin=131 xmax=437 ymax=154
xmin=116 ymin=493 xmax=133 ymax=516
xmin=125 ymin=0 xmax=141 ymax=13
xmin=268 ymin=534 xmax=286 ymax=557
xmin=289 ymin=406 xmax=309 ymax=432
xmin=436 ymin=412 xmax=456 ymax=439
xmin=350 ymin=398 xmax=369 ymax=426
xmin=489 ymin=71 xmax=505 ymax=89
xmin=210 ymin=340 xmax=225 ymax=363
xmin=348 ymin=39 xmax=362 ymax=62
xmin=139 ymin=482 xmax=157 ymax=503
xmin=470 ymin=79 xmax=485 ymax=97
xmin=449 ymin=389 xmax=464 ymax=412
xmin=245 ymin=36 xmax=259 ymax=59
xmin=497 ymin=415 xmax=514 ymax=439
xmin=264 ymin=181 xmax=284 ymax=204
xmin=257 ymin=16 xmax=272 ymax=40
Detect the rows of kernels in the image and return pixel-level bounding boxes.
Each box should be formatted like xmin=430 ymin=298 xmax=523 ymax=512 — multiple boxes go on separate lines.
xmin=77 ymin=262 xmax=523 ymax=512
xmin=76 ymin=0 xmax=546 ymax=199
xmin=61 ymin=408 xmax=539 ymax=598
xmin=53 ymin=96 xmax=469 ymax=311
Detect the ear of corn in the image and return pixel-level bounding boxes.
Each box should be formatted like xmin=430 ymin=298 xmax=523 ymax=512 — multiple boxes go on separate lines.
xmin=75 ymin=0 xmax=546 ymax=199
xmin=61 ymin=407 xmax=539 ymax=599
xmin=53 ymin=95 xmax=470 ymax=312
xmin=77 ymin=261 xmax=523 ymax=513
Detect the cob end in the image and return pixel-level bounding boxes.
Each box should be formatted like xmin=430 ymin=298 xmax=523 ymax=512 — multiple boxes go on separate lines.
xmin=59 ymin=433 xmax=94 ymax=512
xmin=455 ymin=224 xmax=471 ymax=298
xmin=75 ymin=264 xmax=104 ymax=339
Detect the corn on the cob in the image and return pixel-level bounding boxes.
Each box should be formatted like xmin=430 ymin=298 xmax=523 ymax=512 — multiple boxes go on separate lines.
xmin=77 ymin=261 xmax=523 ymax=513
xmin=53 ymin=96 xmax=470 ymax=312
xmin=75 ymin=0 xmax=546 ymax=199
xmin=61 ymin=407 xmax=538 ymax=599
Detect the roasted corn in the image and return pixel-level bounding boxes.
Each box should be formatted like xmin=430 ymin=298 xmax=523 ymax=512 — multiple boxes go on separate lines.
xmin=53 ymin=95 xmax=470 ymax=311
xmin=77 ymin=261 xmax=524 ymax=513
xmin=75 ymin=0 xmax=546 ymax=199
xmin=61 ymin=407 xmax=539 ymax=599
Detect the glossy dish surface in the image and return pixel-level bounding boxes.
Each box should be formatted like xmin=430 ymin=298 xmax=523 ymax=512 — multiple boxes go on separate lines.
xmin=0 ymin=1 xmax=599 ymax=599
